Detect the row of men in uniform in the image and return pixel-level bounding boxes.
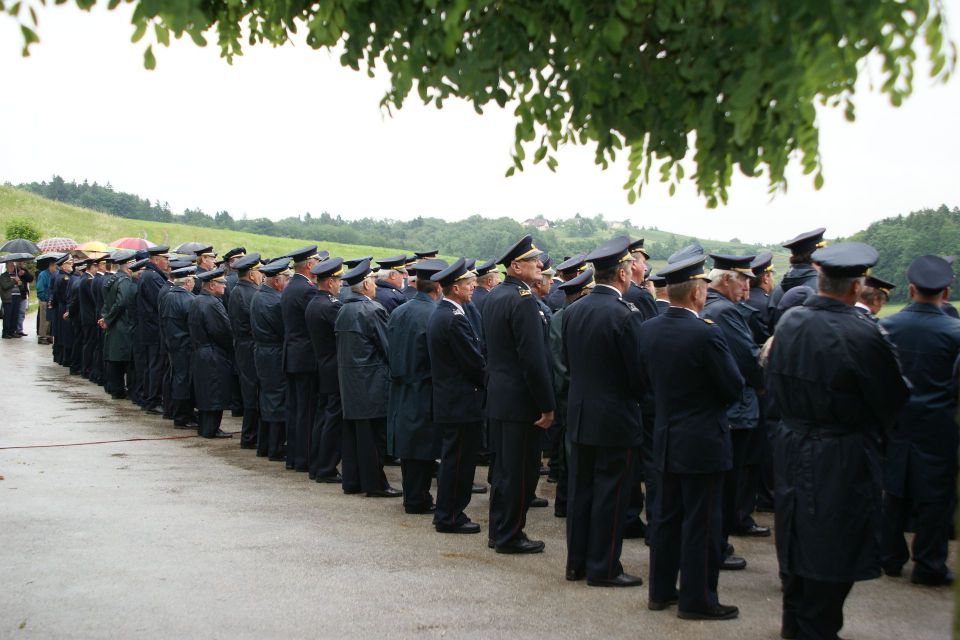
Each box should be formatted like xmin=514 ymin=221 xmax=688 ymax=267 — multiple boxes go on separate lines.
xmin=39 ymin=229 xmax=959 ymax=639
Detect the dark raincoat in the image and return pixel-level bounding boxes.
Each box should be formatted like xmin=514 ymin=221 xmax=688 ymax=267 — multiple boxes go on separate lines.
xmin=335 ymin=292 xmax=390 ymax=421
xmin=102 ymin=272 xmax=137 ymax=363
xmin=250 ymin=284 xmax=286 ymax=423
xmin=188 ymin=292 xmax=234 ymax=411
xmin=228 ymin=279 xmax=260 ymax=410
xmin=160 ymin=286 xmax=194 ymax=400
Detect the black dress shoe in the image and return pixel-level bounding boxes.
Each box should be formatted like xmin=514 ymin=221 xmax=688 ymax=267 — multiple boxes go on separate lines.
xmin=721 ymin=555 xmax=747 ymax=571
xmin=436 ymin=521 xmax=481 ymax=534
xmin=367 ymin=487 xmax=403 ymax=498
xmin=285 ymin=463 xmax=295 ymax=470
xmin=911 ymin=570 xmax=954 ymax=586
xmin=883 ymin=565 xmax=903 ymax=578
xmin=623 ymin=519 xmax=647 ymax=539
xmin=162 ymin=414 xmax=173 ymax=420
xmin=294 ymin=466 xmax=309 ymax=473
xmin=173 ymin=421 xmax=198 ymax=429
xmin=205 ymin=430 xmax=233 ymax=439
xmin=256 ymin=451 xmax=269 ymax=458
xmin=231 ymin=409 xmax=244 ymax=418
xmin=404 ymin=504 xmax=437 ymax=514
xmin=538 ymin=465 xmax=549 ymax=476
xmin=565 ymin=568 xmax=585 ymax=581
xmin=732 ymin=524 xmax=771 ymax=537
xmin=471 ymin=483 xmax=488 ymax=494
xmin=677 ymin=604 xmax=739 ymax=620
xmin=488 ymin=538 xmax=495 ymax=549
xmin=343 ymin=488 xmax=363 ymax=495
xmin=240 ymin=442 xmax=257 ymax=450
xmin=648 ymin=597 xmax=679 ymax=611
xmin=554 ymin=508 xmax=566 ymax=518
xmin=268 ymin=455 xmax=286 ymax=462
xmin=315 ymin=474 xmax=342 ymax=484
xmin=725 ymin=542 xmax=735 ymax=556
xmin=587 ymin=573 xmax=644 ymax=588
xmin=495 ymin=538 xmax=545 ymax=554
xmin=530 ymin=497 xmax=548 ymax=508
xmin=144 ymin=405 xmax=164 ymax=415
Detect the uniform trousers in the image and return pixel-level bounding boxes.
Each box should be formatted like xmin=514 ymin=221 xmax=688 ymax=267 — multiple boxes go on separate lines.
xmin=69 ymin=318 xmax=83 ymax=373
xmin=90 ymin=330 xmax=104 ymax=385
xmin=128 ymin=353 xmax=143 ymax=405
xmin=641 ymin=417 xmax=660 ymax=543
xmin=105 ymin=360 xmax=130 ymax=398
xmin=650 ymin=471 xmax=723 ymax=613
xmin=488 ymin=419 xmax=542 ymax=548
xmin=310 ymin=392 xmax=343 ymax=479
xmin=261 ymin=421 xmax=286 ymax=459
xmin=141 ymin=343 xmax=165 ymax=408
xmin=198 ymin=410 xmax=223 ymax=438
xmin=172 ymin=399 xmax=196 ymax=425
xmin=881 ymin=492 xmax=953 ymax=580
xmin=341 ymin=417 xmax=388 ymax=494
xmin=434 ymin=421 xmax=481 ymax=528
xmin=240 ymin=407 xmax=261 ymax=448
xmin=566 ymin=444 xmax=635 ymax=580
xmin=81 ymin=325 xmax=97 ymax=377
xmin=725 ymin=427 xmax=764 ymax=535
xmin=161 ymin=365 xmax=174 ymax=418
xmin=781 ymin=574 xmax=853 ymax=640
xmin=553 ymin=425 xmax=569 ymax=517
xmin=285 ymin=373 xmax=316 ymax=470
xmin=401 ymin=459 xmax=435 ymax=510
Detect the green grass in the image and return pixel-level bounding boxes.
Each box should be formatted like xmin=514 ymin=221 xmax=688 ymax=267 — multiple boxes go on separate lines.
xmin=877 ymin=301 xmax=960 ymax=317
xmin=0 ymin=186 xmax=407 ymax=259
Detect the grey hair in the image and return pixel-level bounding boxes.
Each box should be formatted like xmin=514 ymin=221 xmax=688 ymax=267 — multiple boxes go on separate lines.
xmin=819 ymin=274 xmax=863 ymax=297
xmin=667 ymin=279 xmax=702 ymax=303
xmin=707 ymin=268 xmax=739 ymax=283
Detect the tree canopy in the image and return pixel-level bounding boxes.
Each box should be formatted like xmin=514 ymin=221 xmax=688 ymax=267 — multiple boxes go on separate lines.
xmin=4 ymin=1 xmax=954 ymax=205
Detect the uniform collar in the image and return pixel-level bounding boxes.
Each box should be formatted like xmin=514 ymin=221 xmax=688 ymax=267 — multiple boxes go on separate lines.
xmin=593 ymin=283 xmax=622 ymax=298
xmin=443 ymin=297 xmax=464 ymax=314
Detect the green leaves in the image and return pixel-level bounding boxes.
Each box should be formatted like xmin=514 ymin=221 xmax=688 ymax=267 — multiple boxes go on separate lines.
xmin=143 ymin=44 xmax=155 ymax=69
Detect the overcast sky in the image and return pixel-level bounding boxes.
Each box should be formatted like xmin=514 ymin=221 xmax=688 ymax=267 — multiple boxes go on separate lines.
xmin=1 ymin=5 xmax=958 ymax=245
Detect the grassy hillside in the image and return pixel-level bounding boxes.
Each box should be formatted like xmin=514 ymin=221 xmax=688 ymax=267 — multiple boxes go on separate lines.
xmin=0 ymin=186 xmax=406 ymax=259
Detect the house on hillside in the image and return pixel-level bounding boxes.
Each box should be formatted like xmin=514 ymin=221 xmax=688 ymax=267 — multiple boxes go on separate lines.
xmin=523 ymin=216 xmax=552 ymax=231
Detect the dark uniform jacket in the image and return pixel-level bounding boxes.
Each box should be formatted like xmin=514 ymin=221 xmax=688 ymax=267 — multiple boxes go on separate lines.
xmin=102 ymin=272 xmax=137 ymax=362
xmin=78 ymin=274 xmax=98 ymax=328
xmin=52 ymin=269 xmax=74 ymax=348
xmin=335 ymin=291 xmax=390 ymax=421
xmin=769 ymin=262 xmax=818 ymax=309
xmin=562 ymin=286 xmax=646 ymax=447
xmin=386 ymin=292 xmax=441 ymax=459
xmin=375 ymin=280 xmax=407 ymax=314
xmin=471 ymin=285 xmax=491 ymax=314
xmin=638 ymin=306 xmax=744 ymax=474
xmin=223 ymin=271 xmax=238 ymax=311
xmin=942 ymin=303 xmax=960 ymax=319
xmin=743 ymin=287 xmax=772 ymax=344
xmin=228 ymin=279 xmax=260 ymax=408
xmin=188 ymin=292 xmax=234 ymax=411
xmin=703 ymin=290 xmax=762 ymax=429
xmin=281 ymin=273 xmax=319 ymax=374
xmin=768 ymin=296 xmax=909 ymax=582
xmin=305 ymin=291 xmax=343 ymax=395
xmin=880 ymin=303 xmax=960 ymax=502
xmin=623 ymin=281 xmax=659 ymax=320
xmin=137 ymin=263 xmax=167 ymax=346
xmin=548 ymin=304 xmax=570 ymax=422
xmin=250 ymin=284 xmax=286 ymax=423
xmin=427 ymin=298 xmax=485 ymax=423
xmin=159 ymin=286 xmax=194 ymax=400
xmin=544 ymin=280 xmax=566 ymax=312
xmin=654 ymin=298 xmax=669 ymax=314
xmin=481 ymin=275 xmax=555 ymax=423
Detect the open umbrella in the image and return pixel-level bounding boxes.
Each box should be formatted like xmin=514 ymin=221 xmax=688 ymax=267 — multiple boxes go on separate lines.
xmin=35 ymin=252 xmax=66 ymax=265
xmin=0 ymin=238 xmax=40 ymax=254
xmin=172 ymin=241 xmax=208 ymax=254
xmin=110 ymin=237 xmax=156 ymax=250
xmin=0 ymin=252 xmax=35 ymax=263
xmin=77 ymin=240 xmax=111 ymax=252
xmin=37 ymin=237 xmax=78 ymax=252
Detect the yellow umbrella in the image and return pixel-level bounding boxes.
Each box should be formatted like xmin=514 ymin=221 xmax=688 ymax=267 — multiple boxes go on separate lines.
xmin=77 ymin=241 xmax=110 ymax=252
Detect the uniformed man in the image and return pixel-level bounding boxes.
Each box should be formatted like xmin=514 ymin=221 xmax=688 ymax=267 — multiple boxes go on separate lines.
xmin=221 ymin=246 xmax=246 ymax=310
xmin=386 ymin=258 xmax=448 ymax=513
xmin=51 ymin=254 xmax=74 ymax=365
xmin=547 ymin=267 xmax=594 ymax=519
xmin=137 ymin=245 xmax=171 ymax=415
xmin=650 ymin=275 xmax=669 ymax=313
xmin=65 ymin=258 xmax=85 ymax=375
xmin=100 ymin=251 xmax=138 ymax=400
xmin=623 ymin=238 xmax=659 ymax=319
xmin=188 ymin=267 xmax=234 ymax=439
xmin=229 ymin=253 xmax=264 ymax=449
xmin=192 ymin=245 xmax=217 ymax=295
xmin=855 ymin=275 xmax=895 ymax=319
xmin=281 ymin=246 xmax=322 ymax=472
xmin=404 ymin=250 xmax=438 ymax=300
xmin=743 ymin=251 xmax=775 ymax=343
xmin=639 ymin=255 xmax=743 ymax=621
xmin=769 ymin=227 xmax=825 ymax=310
xmin=374 ymin=255 xmax=409 ymax=314
xmin=160 ymin=265 xmax=198 ymax=428
xmin=127 ymin=255 xmax=150 ymax=407
xmin=703 ymin=254 xmax=767 ymax=553
xmin=471 ymin=258 xmax=500 ymax=314
xmin=880 ymin=255 xmax=960 ymax=586
xmin=89 ymin=256 xmax=108 ymax=385
xmin=78 ymin=257 xmax=99 ymax=379
xmin=427 ymin=258 xmax=486 ymax=533
xmin=483 ymin=235 xmax=555 ymax=554
xmin=562 ymin=238 xmax=645 ymax=587
xmin=544 ymin=254 xmax=586 ymax=312
xmin=250 ymin=259 xmax=291 ymax=460
xmin=768 ymin=242 xmax=909 ymax=639
xmin=305 ymin=257 xmax=347 ymax=481
xmin=335 ymin=258 xmax=400 ymax=497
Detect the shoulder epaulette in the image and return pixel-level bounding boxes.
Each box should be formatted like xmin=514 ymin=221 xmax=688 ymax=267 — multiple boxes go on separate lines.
xmin=518 ymin=289 xmax=530 ymax=297
xmin=703 ymin=318 xmax=714 ymax=324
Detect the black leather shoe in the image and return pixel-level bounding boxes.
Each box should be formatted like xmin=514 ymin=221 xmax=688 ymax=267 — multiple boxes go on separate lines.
xmin=285 ymin=463 xmax=295 ymax=470
xmin=565 ymin=568 xmax=585 ymax=581
xmin=268 ymin=455 xmax=286 ymax=462
xmin=404 ymin=504 xmax=437 ymax=514
xmin=530 ymin=497 xmax=548 ymax=508
xmin=495 ymin=538 xmax=545 ymax=554
xmin=240 ymin=443 xmax=257 ymax=450
xmin=207 ymin=430 xmax=233 ymax=439
xmin=554 ymin=508 xmax=566 ymax=518
xmin=436 ymin=521 xmax=481 ymax=534
xmin=471 ymin=483 xmax=488 ymax=494
xmin=144 ymin=405 xmax=164 ymax=415
xmin=231 ymin=409 xmax=244 ymax=418
xmin=315 ymin=474 xmax=343 ymax=484
xmin=721 ymin=555 xmax=747 ymax=571
xmin=343 ymin=488 xmax=363 ymax=495
xmin=587 ymin=573 xmax=643 ymax=587
xmin=732 ymin=524 xmax=771 ymax=537
xmin=677 ymin=604 xmax=739 ymax=620
xmin=648 ymin=597 xmax=679 ymax=611
xmin=367 ymin=487 xmax=403 ymax=498
xmin=911 ymin=570 xmax=954 ymax=586
xmin=173 ymin=421 xmax=198 ymax=429
xmin=623 ymin=519 xmax=647 ymax=539
xmin=487 ymin=538 xmax=495 ymax=549
xmin=725 ymin=542 xmax=735 ymax=556
xmin=883 ymin=565 xmax=903 ymax=578
xmin=294 ymin=466 xmax=309 ymax=473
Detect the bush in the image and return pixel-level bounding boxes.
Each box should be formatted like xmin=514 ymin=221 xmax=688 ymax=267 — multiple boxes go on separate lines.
xmin=5 ymin=217 xmax=42 ymax=243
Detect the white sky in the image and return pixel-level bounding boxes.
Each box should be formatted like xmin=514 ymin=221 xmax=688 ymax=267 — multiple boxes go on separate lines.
xmin=1 ymin=4 xmax=958 ymax=245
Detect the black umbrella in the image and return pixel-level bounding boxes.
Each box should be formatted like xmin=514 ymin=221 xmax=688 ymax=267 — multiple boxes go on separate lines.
xmin=172 ymin=241 xmax=208 ymax=254
xmin=0 ymin=252 xmax=35 ymax=263
xmin=0 ymin=238 xmax=40 ymax=254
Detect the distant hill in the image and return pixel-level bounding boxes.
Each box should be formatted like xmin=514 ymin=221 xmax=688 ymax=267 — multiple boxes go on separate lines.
xmin=847 ymin=204 xmax=960 ymax=303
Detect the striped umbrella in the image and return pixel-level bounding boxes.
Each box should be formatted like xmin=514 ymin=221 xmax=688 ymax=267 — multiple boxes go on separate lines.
xmin=37 ymin=237 xmax=78 ymax=252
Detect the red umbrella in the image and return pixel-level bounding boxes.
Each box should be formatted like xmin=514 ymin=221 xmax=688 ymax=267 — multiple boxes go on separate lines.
xmin=110 ymin=237 xmax=156 ymax=250
xmin=37 ymin=237 xmax=78 ymax=252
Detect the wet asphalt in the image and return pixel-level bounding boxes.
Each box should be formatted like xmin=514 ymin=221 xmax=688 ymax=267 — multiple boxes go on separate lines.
xmin=0 ymin=327 xmax=953 ymax=639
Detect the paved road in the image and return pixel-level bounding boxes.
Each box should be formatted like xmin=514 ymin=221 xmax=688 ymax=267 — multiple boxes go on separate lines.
xmin=0 ymin=333 xmax=953 ymax=639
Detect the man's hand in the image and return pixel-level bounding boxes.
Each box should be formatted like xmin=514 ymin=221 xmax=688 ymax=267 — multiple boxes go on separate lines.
xmin=62 ymin=311 xmax=69 ymax=320
xmin=97 ymin=318 xmax=106 ymax=329
xmin=534 ymin=411 xmax=554 ymax=430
